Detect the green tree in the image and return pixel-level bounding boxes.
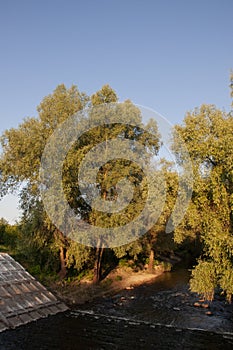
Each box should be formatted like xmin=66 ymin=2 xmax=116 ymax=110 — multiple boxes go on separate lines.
xmin=173 ymin=104 xmax=233 ymax=302
xmin=139 ymin=161 xmax=179 ymax=272
xmin=0 ymin=218 xmax=18 ymax=251
xmin=0 ymin=84 xmax=161 ymax=284
xmin=62 ymin=91 xmax=161 ymax=282
xmin=0 ymin=84 xmax=89 ymax=276
xmin=91 ymin=84 xmax=118 ymax=105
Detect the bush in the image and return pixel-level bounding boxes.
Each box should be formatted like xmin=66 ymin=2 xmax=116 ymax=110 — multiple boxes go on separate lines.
xmin=189 ymin=260 xmax=216 ymax=301
xmin=161 ymin=261 xmax=172 ymax=272
xmin=0 ymin=222 xmax=18 ymax=250
xmin=118 ymin=258 xmax=129 ymax=267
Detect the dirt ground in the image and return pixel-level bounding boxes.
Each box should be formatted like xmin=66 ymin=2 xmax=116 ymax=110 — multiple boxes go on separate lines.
xmin=50 ymin=265 xmax=165 ymax=306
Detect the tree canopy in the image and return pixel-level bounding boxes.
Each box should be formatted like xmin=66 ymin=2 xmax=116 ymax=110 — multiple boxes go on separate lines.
xmin=0 ymin=83 xmax=164 ymax=283
xmin=0 ymin=78 xmax=233 ymax=303
xmin=173 ymin=104 xmax=233 ymax=302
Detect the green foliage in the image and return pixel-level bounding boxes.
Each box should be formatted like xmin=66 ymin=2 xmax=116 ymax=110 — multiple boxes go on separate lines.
xmin=153 ymin=259 xmax=161 ymax=267
xmin=118 ymin=258 xmax=129 ymax=267
xmin=0 ymin=83 xmax=161 ymax=282
xmin=1 ymin=77 xmax=232 ymax=297
xmin=66 ymin=241 xmax=93 ymax=272
xmin=28 ymin=264 xmax=42 ymax=276
xmin=219 ymin=267 xmax=233 ymax=303
xmin=160 ymin=261 xmax=172 ymax=272
xmin=189 ymin=261 xmax=216 ymax=301
xmin=76 ymin=269 xmax=94 ymax=282
xmin=91 ymin=84 xmax=118 ymax=105
xmin=0 ymin=84 xmax=88 ymax=192
xmin=174 ymin=101 xmax=233 ymax=302
xmin=0 ymin=218 xmax=19 ymax=251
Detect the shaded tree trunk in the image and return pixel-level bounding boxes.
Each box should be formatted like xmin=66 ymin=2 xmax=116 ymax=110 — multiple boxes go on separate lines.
xmin=93 ymin=180 xmax=107 ymax=284
xmin=54 ymin=228 xmax=67 ymax=279
xmin=58 ymin=245 xmax=67 ymax=279
xmin=148 ymin=248 xmax=154 ymax=273
xmin=93 ymin=239 xmax=104 ymax=284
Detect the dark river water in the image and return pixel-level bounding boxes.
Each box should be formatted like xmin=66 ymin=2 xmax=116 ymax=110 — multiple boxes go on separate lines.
xmin=0 ymin=267 xmax=233 ymax=349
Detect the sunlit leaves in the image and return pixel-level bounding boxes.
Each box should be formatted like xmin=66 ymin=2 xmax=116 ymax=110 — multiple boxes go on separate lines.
xmin=174 ymin=103 xmax=233 ymax=302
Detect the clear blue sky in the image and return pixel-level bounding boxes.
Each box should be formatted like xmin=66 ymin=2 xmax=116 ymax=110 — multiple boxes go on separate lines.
xmin=0 ymin=0 xmax=232 ymax=223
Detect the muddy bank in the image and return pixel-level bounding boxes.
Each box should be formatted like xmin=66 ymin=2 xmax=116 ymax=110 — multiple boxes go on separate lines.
xmin=49 ymin=265 xmax=166 ymax=306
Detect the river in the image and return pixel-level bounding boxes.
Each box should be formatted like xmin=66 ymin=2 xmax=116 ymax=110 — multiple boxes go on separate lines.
xmin=0 ymin=267 xmax=233 ymax=349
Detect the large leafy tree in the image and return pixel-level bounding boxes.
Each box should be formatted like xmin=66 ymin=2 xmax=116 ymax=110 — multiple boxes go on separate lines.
xmin=61 ymin=91 xmax=161 ymax=282
xmin=0 ymin=84 xmax=161 ymax=283
xmin=173 ymin=104 xmax=233 ymax=302
xmin=0 ymin=84 xmax=89 ymax=277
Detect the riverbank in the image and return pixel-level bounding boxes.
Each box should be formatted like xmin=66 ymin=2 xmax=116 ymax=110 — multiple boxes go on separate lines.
xmin=49 ymin=265 xmax=166 ymax=306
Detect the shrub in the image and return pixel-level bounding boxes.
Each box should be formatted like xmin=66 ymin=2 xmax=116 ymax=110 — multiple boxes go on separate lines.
xmin=189 ymin=260 xmax=216 ymax=301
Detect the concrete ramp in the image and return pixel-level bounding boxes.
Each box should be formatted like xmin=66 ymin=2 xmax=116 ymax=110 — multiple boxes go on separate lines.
xmin=0 ymin=253 xmax=68 ymax=332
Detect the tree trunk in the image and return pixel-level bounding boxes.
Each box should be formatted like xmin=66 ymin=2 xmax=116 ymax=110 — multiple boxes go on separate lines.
xmin=93 ymin=240 xmax=104 ymax=284
xmin=93 ymin=142 xmax=108 ymax=284
xmin=148 ymin=248 xmax=154 ymax=273
xmin=58 ymin=246 xmax=67 ymax=279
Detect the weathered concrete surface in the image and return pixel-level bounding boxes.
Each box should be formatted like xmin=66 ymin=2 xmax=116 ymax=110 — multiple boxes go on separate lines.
xmin=0 ymin=253 xmax=68 ymax=332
